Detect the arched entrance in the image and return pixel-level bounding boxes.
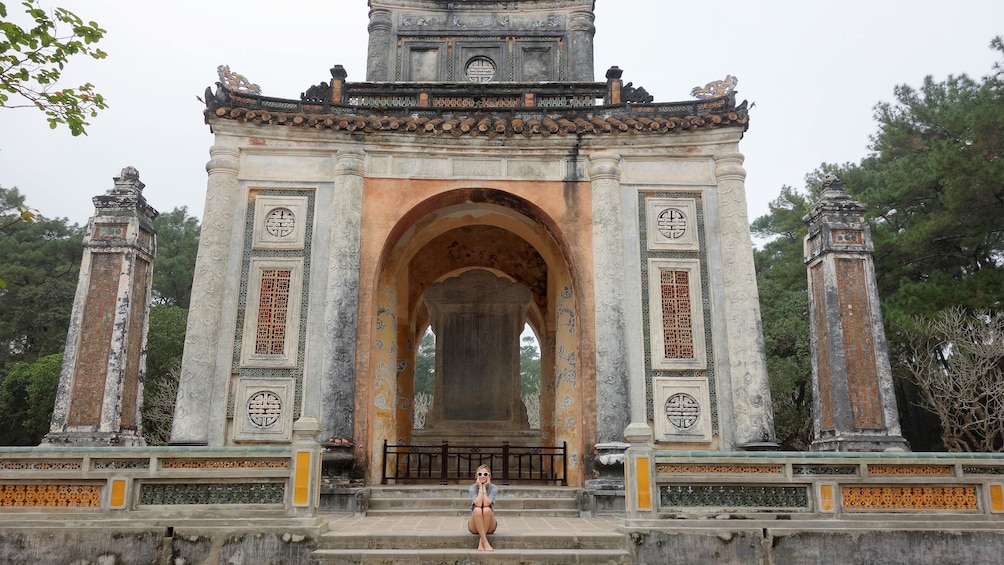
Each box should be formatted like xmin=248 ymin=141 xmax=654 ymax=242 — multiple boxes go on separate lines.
xmin=361 ymin=188 xmax=586 ymax=485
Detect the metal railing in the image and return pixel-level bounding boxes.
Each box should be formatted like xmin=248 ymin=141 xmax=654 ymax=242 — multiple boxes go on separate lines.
xmin=381 ymin=440 xmax=567 ymax=485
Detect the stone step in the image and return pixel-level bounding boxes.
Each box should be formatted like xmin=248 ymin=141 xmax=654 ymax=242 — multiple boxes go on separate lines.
xmin=366 ymin=485 xmax=580 ymax=517
xmin=319 ymin=531 xmax=627 ymax=550
xmin=369 ymin=497 xmax=578 ymax=510
xmin=366 ymin=507 xmax=581 ymax=517
xmin=370 ymin=486 xmax=580 ymax=498
xmin=314 ymin=527 xmax=631 ymax=564
xmin=311 ymin=548 xmax=633 ymax=564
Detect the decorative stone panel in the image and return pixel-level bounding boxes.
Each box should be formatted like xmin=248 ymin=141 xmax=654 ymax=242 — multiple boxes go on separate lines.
xmin=0 ymin=484 xmax=102 ymax=507
xmin=139 ymin=482 xmax=285 ymax=505
xmin=661 ymin=484 xmax=809 ymax=509
xmin=658 ymin=464 xmax=782 ymax=475
xmin=239 ymin=258 xmax=304 ymax=368
xmin=160 ymin=459 xmax=288 ymax=469
xmin=645 ymin=197 xmax=700 ymax=252
xmin=252 ymin=195 xmax=309 ymax=250
xmin=841 ymin=486 xmax=978 ymax=511
xmin=653 ymin=377 xmax=712 ymax=443
xmin=232 ymin=379 xmax=294 ymax=442
xmin=647 ymin=259 xmax=707 ymax=370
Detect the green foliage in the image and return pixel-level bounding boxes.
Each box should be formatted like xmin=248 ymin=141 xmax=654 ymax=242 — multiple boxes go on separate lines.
xmin=0 ymin=191 xmax=196 ymax=445
xmin=0 ymin=352 xmax=61 ymax=445
xmin=753 ymin=38 xmax=1004 ymax=450
xmin=145 ymin=304 xmax=187 ymax=386
xmin=411 ymin=327 xmax=541 ymax=398
xmin=151 ymin=207 xmax=199 ymax=309
xmin=519 ymin=334 xmax=540 ymax=397
xmin=0 ymin=187 xmax=82 ymax=371
xmin=752 ymin=183 xmax=817 ymax=449
xmin=853 ymin=40 xmax=1004 ymax=320
xmin=0 ymin=0 xmax=108 ymax=135
xmin=414 ymin=329 xmax=435 ymax=396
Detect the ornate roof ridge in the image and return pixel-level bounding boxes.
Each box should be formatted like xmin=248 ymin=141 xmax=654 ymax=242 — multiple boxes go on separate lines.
xmin=204 ymin=65 xmax=748 ymax=135
xmin=203 ymin=104 xmax=748 ymax=137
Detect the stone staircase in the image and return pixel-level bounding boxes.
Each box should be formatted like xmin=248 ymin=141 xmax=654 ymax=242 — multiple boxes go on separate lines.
xmin=366 ymin=485 xmax=581 ymax=517
xmin=312 ymin=486 xmax=632 ymax=564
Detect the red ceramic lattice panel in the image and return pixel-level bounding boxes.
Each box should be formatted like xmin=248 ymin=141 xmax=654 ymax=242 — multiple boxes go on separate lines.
xmin=255 ymin=270 xmax=291 ymax=355
xmin=660 ymin=270 xmax=694 ymax=359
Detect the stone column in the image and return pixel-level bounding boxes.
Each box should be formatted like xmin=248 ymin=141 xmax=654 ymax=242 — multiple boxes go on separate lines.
xmin=171 ymin=143 xmax=240 ymax=444
xmin=319 ymin=149 xmax=364 ymax=442
xmin=588 ymin=152 xmax=633 ymax=444
xmin=589 ymin=152 xmax=656 ymax=515
xmin=366 ymin=8 xmax=393 ymax=82
xmin=46 ymin=167 xmax=158 ymax=446
xmin=804 ymin=174 xmax=908 ymax=452
xmin=568 ymin=9 xmax=596 ymax=81
xmin=714 ymin=152 xmax=778 ymax=449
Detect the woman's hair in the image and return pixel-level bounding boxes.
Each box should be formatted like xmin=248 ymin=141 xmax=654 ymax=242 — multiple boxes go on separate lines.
xmin=476 ymin=464 xmax=491 ymax=475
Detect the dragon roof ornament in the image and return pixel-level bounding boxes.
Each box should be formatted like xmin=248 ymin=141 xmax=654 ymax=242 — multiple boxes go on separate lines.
xmin=691 ymin=75 xmax=738 ymax=100
xmin=217 ymin=65 xmax=262 ymax=95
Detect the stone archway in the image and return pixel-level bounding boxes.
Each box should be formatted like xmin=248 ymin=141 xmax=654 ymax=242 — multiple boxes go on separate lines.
xmin=361 ymin=188 xmax=586 ymax=485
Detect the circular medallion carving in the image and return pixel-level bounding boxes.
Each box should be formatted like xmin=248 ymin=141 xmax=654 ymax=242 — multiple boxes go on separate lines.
xmin=465 ymin=56 xmax=496 ymax=82
xmin=264 ymin=207 xmax=295 ymax=237
xmin=247 ymin=391 xmax=282 ymax=428
xmin=657 ymin=208 xmax=688 ymax=239
xmin=665 ymin=393 xmax=700 ymax=430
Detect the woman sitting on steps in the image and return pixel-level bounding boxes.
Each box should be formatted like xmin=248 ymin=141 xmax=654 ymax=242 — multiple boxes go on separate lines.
xmin=468 ymin=464 xmax=498 ymax=551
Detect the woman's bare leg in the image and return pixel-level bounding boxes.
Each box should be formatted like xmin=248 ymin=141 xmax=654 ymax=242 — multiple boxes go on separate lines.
xmin=483 ymin=506 xmax=497 ymax=537
xmin=468 ymin=508 xmax=494 ymax=551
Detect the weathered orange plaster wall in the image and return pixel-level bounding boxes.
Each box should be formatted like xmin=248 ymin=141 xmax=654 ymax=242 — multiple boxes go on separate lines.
xmin=353 ymin=177 xmax=596 ymax=483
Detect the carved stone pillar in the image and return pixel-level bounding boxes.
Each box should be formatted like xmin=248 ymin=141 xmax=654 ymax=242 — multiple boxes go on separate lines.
xmin=318 ymin=149 xmax=364 ymax=442
xmin=171 ymin=143 xmax=240 ymax=444
xmin=419 ymin=270 xmax=531 ymax=439
xmin=713 ymin=152 xmax=778 ymax=449
xmin=366 ymin=8 xmax=393 ymax=82
xmin=46 ymin=167 xmax=158 ymax=446
xmin=568 ymin=10 xmax=596 ymax=81
xmin=588 ymin=152 xmax=635 ymax=444
xmin=804 ymin=174 xmax=908 ymax=452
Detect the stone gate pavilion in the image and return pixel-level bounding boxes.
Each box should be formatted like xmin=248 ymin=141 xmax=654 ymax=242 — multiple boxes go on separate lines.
xmin=170 ymin=0 xmax=777 ymax=490
xmin=17 ymin=2 xmax=1004 ymax=563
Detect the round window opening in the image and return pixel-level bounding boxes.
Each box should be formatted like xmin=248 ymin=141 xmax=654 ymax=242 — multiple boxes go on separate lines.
xmin=465 ymin=56 xmax=496 ymax=83
xmin=665 ymin=392 xmax=700 ymax=430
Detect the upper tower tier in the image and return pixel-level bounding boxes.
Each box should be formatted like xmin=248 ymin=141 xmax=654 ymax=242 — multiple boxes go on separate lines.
xmin=366 ymin=0 xmax=596 ymax=82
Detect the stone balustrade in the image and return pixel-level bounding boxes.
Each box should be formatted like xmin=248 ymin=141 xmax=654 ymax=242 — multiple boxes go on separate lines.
xmin=650 ymin=451 xmax=1004 ymax=518
xmin=0 ymin=421 xmax=323 ymax=518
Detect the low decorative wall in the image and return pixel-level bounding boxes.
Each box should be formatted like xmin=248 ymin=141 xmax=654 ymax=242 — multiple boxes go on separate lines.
xmin=0 ymin=418 xmax=324 ymax=519
xmin=652 ymin=451 xmax=1004 ymax=517
xmin=0 ymin=445 xmax=308 ymax=516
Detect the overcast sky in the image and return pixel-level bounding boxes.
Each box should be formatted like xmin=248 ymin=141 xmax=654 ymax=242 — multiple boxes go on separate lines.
xmin=2 ymin=1 xmax=1002 ymax=230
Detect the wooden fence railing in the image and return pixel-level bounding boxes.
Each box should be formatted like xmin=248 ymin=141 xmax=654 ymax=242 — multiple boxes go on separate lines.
xmin=381 ymin=440 xmax=567 ymax=485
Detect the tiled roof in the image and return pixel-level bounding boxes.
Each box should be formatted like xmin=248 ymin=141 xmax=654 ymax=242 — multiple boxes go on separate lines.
xmin=203 ymin=74 xmax=749 ymax=137
xmin=204 ymin=105 xmax=748 ymax=137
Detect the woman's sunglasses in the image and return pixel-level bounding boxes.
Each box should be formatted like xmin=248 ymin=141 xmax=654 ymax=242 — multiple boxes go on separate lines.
xmin=477 ymin=472 xmax=490 ymax=476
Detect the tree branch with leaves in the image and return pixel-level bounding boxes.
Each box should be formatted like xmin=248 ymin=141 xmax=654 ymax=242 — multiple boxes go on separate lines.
xmin=0 ymin=0 xmax=107 ymax=135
